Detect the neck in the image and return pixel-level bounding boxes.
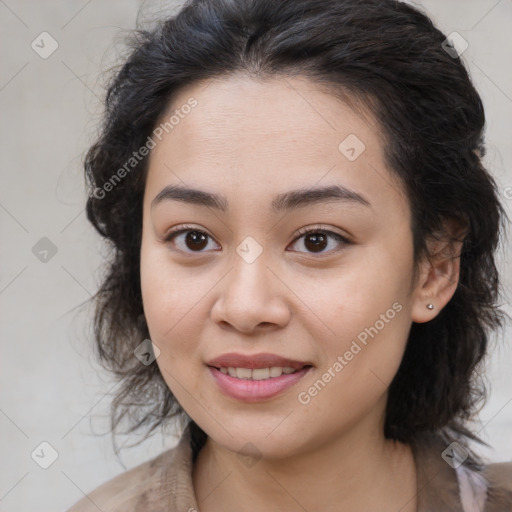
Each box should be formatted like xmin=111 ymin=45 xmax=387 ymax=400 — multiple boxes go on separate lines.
xmin=192 ymin=415 xmax=417 ymax=512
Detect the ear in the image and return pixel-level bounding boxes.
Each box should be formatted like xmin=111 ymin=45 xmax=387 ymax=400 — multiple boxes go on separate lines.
xmin=411 ymin=218 xmax=467 ymax=323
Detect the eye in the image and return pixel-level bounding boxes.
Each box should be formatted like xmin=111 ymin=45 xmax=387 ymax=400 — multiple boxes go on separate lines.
xmin=163 ymin=224 xmax=351 ymax=255
xmin=288 ymin=227 xmax=351 ymax=255
xmin=164 ymin=225 xmax=220 ymax=253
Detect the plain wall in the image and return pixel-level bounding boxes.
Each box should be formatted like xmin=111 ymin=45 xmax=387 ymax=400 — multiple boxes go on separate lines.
xmin=1 ymin=1 xmax=511 ymax=510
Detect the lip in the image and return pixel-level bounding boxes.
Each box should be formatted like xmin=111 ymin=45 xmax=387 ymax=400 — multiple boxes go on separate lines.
xmin=206 ymin=352 xmax=313 ymax=402
xmin=207 ymin=366 xmax=312 ymax=402
xmin=206 ymin=352 xmax=310 ymax=370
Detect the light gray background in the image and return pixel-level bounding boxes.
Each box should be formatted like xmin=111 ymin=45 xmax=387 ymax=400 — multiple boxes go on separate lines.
xmin=1 ymin=1 xmax=511 ymax=510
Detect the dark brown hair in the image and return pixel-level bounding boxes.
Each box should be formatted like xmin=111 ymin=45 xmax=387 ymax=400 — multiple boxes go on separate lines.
xmin=84 ymin=0 xmax=507 ymax=453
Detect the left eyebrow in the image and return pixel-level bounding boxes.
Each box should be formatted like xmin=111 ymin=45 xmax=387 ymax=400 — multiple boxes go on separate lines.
xmin=150 ymin=184 xmax=371 ymax=213
xmin=271 ymin=184 xmax=371 ymax=212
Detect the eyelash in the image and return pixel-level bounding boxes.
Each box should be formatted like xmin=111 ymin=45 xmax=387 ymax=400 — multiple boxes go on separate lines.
xmin=163 ymin=224 xmax=351 ymax=256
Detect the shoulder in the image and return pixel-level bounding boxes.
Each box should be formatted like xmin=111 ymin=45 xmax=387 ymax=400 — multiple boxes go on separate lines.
xmin=65 ymin=423 xmax=198 ymax=512
xmin=484 ymin=460 xmax=512 ymax=488
xmin=65 ymin=447 xmax=174 ymax=512
xmin=410 ymin=432 xmax=512 ymax=511
xmin=481 ymin=460 xmax=512 ymax=511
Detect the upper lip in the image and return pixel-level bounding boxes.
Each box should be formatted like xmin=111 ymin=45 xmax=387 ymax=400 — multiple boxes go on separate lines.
xmin=206 ymin=352 xmax=312 ymax=370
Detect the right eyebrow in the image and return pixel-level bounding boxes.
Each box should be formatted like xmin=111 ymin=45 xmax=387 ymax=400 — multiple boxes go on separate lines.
xmin=151 ymin=185 xmax=228 ymax=212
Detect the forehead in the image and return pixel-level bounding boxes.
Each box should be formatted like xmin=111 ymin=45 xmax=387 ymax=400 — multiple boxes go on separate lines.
xmin=155 ymin=75 xmax=378 ymax=161
xmin=145 ymin=74 xmax=408 ymax=216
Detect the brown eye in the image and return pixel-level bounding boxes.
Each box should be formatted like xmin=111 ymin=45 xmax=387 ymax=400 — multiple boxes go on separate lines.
xmin=304 ymin=233 xmax=328 ymax=252
xmin=184 ymin=231 xmax=209 ymax=251
xmin=164 ymin=227 xmax=219 ymax=253
xmin=289 ymin=229 xmax=350 ymax=255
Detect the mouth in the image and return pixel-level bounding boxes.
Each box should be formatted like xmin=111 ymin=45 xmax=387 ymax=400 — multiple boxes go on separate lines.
xmin=208 ymin=365 xmax=312 ymax=380
xmin=206 ymin=352 xmax=313 ymax=402
xmin=206 ymin=352 xmax=312 ymax=378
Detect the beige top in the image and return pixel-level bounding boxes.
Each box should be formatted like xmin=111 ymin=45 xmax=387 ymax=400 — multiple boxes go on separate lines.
xmin=66 ymin=422 xmax=512 ymax=511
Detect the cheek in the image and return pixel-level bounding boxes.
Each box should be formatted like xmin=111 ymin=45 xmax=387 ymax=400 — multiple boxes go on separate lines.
xmin=140 ymin=242 xmax=201 ymax=355
xmin=293 ymin=251 xmax=411 ymax=340
xmin=296 ymin=307 xmax=411 ymax=439
xmin=297 ymin=249 xmax=413 ymax=396
xmin=140 ymin=244 xmax=208 ymax=406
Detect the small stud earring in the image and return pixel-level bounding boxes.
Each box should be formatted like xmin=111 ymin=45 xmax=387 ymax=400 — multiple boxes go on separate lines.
xmin=426 ymin=303 xmax=434 ymax=310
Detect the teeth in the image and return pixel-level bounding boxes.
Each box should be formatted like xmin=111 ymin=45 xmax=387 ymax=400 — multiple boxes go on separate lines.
xmin=236 ymin=368 xmax=252 ymax=379
xmin=252 ymin=368 xmax=270 ymax=380
xmin=219 ymin=366 xmax=300 ymax=380
xmin=270 ymin=366 xmax=283 ymax=377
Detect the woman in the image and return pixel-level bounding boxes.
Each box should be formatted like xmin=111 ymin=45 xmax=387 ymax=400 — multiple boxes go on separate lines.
xmin=67 ymin=0 xmax=512 ymax=510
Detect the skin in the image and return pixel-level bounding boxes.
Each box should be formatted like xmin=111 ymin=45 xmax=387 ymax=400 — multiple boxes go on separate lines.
xmin=140 ymin=75 xmax=461 ymax=512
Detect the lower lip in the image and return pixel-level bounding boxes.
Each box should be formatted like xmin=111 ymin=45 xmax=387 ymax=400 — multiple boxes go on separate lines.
xmin=207 ymin=366 xmax=312 ymax=402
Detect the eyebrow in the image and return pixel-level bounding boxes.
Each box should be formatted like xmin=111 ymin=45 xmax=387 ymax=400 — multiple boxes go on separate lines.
xmin=150 ymin=183 xmax=371 ymax=213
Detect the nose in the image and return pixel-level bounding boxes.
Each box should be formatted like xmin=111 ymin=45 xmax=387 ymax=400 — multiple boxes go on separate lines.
xmin=210 ymin=252 xmax=291 ymax=334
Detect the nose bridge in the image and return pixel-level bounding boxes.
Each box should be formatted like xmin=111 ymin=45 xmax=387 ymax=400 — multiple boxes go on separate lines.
xmin=227 ymin=237 xmax=273 ymax=305
xmin=211 ymin=235 xmax=290 ymax=331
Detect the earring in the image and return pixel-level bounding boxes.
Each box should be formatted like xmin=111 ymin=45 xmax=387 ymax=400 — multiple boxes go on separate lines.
xmin=426 ymin=303 xmax=434 ymax=310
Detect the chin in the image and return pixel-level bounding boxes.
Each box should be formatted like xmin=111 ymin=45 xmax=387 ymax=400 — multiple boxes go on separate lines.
xmin=197 ymin=414 xmax=314 ymax=460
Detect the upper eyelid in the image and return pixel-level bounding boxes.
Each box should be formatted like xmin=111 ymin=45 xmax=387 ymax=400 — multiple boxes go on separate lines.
xmin=165 ymin=224 xmax=347 ymax=240
xmin=164 ymin=224 xmax=215 ymax=241
xmin=294 ymin=225 xmax=350 ymax=240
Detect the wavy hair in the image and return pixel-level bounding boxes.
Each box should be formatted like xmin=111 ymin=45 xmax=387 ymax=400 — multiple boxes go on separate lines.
xmin=84 ymin=0 xmax=508 ymax=453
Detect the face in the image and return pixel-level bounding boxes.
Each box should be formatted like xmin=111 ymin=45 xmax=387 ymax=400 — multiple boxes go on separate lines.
xmin=140 ymin=75 xmax=420 ymax=459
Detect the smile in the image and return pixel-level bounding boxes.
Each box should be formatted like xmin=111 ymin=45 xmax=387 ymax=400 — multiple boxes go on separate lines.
xmin=207 ymin=364 xmax=312 ymax=402
xmin=215 ymin=366 xmax=300 ymax=380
